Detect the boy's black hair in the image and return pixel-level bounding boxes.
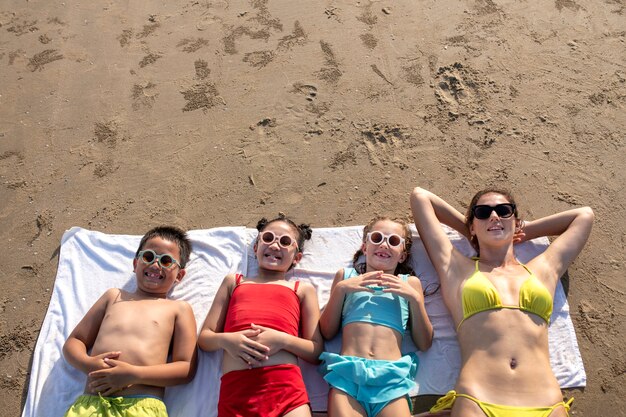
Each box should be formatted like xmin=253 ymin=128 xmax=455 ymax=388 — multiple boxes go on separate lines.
xmin=256 ymin=213 xmax=312 ymax=253
xmin=135 ymin=226 xmax=192 ymax=268
xmin=352 ymin=216 xmax=415 ymax=276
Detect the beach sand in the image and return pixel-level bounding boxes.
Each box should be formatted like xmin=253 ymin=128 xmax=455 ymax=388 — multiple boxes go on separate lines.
xmin=0 ymin=1 xmax=624 ymax=415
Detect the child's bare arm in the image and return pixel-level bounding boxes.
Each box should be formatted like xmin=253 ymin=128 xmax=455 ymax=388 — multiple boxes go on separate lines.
xmin=163 ymin=300 xmax=197 ymax=383
xmin=198 ymin=274 xmax=269 ymax=366
xmin=63 ymin=289 xmax=121 ymax=374
xmin=318 ymin=270 xmax=346 ymax=340
xmin=251 ymin=282 xmax=324 ymax=364
xmin=294 ymin=282 xmax=324 ymax=362
xmin=88 ymin=300 xmax=197 ymax=395
xmin=406 ymin=276 xmax=433 ymax=351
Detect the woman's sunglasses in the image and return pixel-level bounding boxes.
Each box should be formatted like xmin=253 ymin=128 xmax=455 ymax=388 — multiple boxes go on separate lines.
xmin=137 ymin=250 xmax=180 ymax=269
xmin=259 ymin=230 xmax=298 ymax=249
xmin=472 ymin=203 xmax=516 ymax=220
xmin=366 ymin=231 xmax=405 ymax=248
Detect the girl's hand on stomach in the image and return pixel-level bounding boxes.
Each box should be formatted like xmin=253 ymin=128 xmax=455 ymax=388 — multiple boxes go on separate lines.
xmin=339 ymin=271 xmax=383 ymax=293
xmin=380 ymin=274 xmax=423 ymax=303
xmin=249 ymin=323 xmax=286 ymax=356
xmin=222 ymin=329 xmax=269 ymax=367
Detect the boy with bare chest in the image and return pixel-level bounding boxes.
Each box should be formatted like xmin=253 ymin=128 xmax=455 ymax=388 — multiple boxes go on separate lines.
xmin=62 ymin=226 xmax=197 ymax=417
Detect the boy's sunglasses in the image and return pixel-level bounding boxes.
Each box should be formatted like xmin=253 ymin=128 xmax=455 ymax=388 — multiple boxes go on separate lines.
xmin=137 ymin=250 xmax=180 ymax=269
xmin=259 ymin=231 xmax=298 ymax=249
xmin=472 ymin=203 xmax=516 ymax=220
xmin=367 ymin=231 xmax=405 ymax=248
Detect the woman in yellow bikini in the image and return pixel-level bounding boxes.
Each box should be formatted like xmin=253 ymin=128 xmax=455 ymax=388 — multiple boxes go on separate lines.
xmin=410 ymin=187 xmax=594 ymax=417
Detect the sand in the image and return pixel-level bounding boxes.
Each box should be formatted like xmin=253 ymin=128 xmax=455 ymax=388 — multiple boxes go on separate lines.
xmin=0 ymin=0 xmax=624 ymax=416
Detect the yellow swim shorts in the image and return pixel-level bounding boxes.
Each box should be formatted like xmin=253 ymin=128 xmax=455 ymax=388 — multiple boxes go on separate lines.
xmin=63 ymin=394 xmax=168 ymax=417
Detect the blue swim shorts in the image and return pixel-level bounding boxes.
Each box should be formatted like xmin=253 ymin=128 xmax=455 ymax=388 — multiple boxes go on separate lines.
xmin=319 ymin=352 xmax=419 ymax=417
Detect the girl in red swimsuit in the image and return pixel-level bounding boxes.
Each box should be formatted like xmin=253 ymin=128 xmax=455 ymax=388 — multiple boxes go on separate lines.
xmin=199 ymin=214 xmax=323 ymax=417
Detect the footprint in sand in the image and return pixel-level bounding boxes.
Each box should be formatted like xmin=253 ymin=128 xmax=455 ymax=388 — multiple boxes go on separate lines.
xmin=138 ymin=52 xmax=162 ymax=68
xmin=131 ymin=82 xmax=158 ymax=110
xmin=277 ymin=21 xmax=307 ymax=51
xmin=223 ymin=27 xmax=270 ymax=55
xmin=93 ymin=121 xmax=121 ymax=148
xmin=177 ymin=38 xmax=209 ymax=53
xmin=118 ymin=29 xmax=133 ymax=47
xmin=6 ymin=18 xmax=39 ymax=36
xmin=136 ymin=22 xmax=160 ymax=39
xmin=357 ymin=7 xmax=378 ymax=27
xmin=360 ymin=33 xmax=378 ymax=50
xmin=291 ymin=83 xmax=318 ymax=102
xmin=194 ymin=60 xmax=210 ymax=79
xmin=317 ymin=41 xmax=342 ymax=84
xmin=401 ymin=62 xmax=424 ymax=86
xmin=27 ymin=49 xmax=63 ymax=72
xmin=180 ymin=82 xmax=223 ymax=113
xmin=555 ymin=0 xmax=582 ymax=12
xmin=435 ymin=64 xmax=475 ymax=105
xmin=0 ymin=324 xmax=35 ymax=359
xmin=243 ymin=50 xmax=275 ymax=68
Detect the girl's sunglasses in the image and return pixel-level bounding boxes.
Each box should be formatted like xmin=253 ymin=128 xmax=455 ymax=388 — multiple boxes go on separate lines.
xmin=137 ymin=250 xmax=180 ymax=269
xmin=472 ymin=203 xmax=516 ymax=220
xmin=259 ymin=231 xmax=298 ymax=249
xmin=367 ymin=231 xmax=405 ymax=248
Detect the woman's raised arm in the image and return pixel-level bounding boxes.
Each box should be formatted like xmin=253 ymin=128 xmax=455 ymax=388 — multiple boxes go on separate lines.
xmin=526 ymin=207 xmax=594 ymax=282
xmin=410 ymin=187 xmax=467 ymax=278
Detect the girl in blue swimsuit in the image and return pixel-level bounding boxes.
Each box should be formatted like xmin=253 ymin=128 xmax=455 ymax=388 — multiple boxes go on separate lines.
xmin=319 ymin=216 xmax=433 ymax=417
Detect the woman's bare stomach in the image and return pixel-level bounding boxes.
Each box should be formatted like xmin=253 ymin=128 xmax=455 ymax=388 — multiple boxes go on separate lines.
xmin=455 ymin=313 xmax=563 ymax=405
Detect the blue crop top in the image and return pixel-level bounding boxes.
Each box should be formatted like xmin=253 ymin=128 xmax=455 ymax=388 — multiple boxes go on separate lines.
xmin=341 ymin=268 xmax=410 ymax=333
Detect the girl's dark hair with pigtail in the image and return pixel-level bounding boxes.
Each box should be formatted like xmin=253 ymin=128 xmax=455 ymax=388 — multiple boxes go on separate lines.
xmin=352 ymin=216 xmax=414 ymax=276
xmin=256 ymin=212 xmax=312 ymax=253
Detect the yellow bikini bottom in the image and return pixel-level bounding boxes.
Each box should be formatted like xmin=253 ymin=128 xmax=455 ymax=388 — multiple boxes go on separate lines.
xmin=430 ymin=390 xmax=573 ymax=417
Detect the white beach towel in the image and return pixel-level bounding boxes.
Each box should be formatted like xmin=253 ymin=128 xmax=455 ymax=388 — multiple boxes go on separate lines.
xmin=22 ymin=226 xmax=585 ymax=417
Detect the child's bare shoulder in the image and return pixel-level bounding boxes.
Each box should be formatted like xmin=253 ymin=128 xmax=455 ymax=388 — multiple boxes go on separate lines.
xmin=219 ymin=272 xmax=239 ymax=290
xmin=223 ymin=273 xmax=238 ymax=283
xmin=168 ymin=298 xmax=193 ymax=313
xmin=296 ymin=281 xmax=317 ymax=298
xmin=98 ymin=287 xmax=123 ymax=302
xmin=407 ymin=275 xmax=424 ymax=288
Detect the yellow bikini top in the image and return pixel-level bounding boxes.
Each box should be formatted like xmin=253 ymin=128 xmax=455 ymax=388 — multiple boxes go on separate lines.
xmin=458 ymin=259 xmax=553 ymax=330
